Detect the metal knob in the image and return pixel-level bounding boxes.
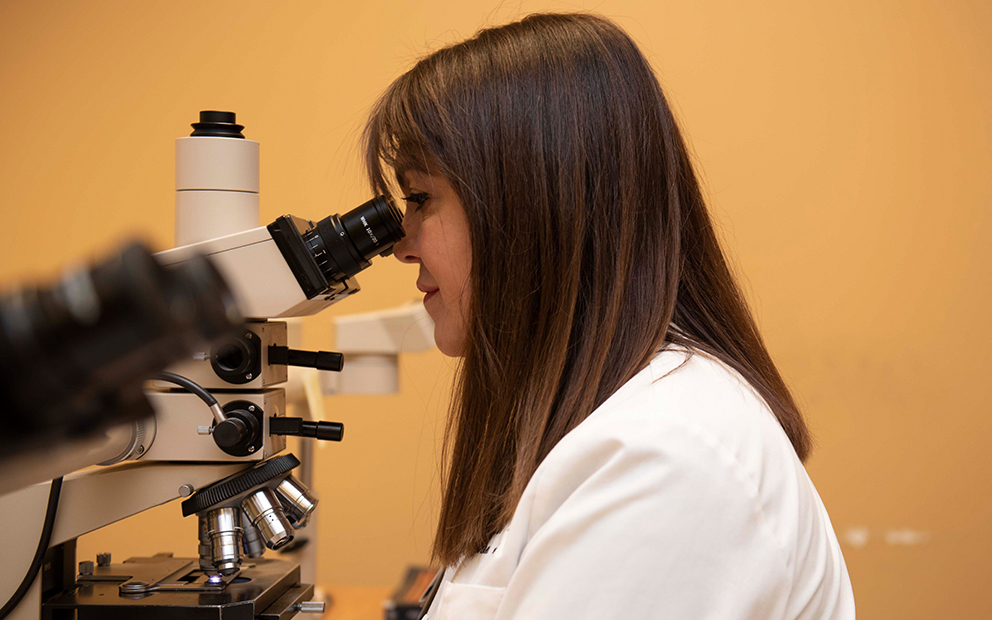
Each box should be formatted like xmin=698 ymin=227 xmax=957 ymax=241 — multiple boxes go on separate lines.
xmin=294 ymin=600 xmax=326 ymax=613
xmin=96 ymin=552 xmax=112 ymax=567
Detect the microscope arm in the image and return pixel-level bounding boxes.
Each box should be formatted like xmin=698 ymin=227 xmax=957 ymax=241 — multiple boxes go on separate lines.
xmin=0 ymin=423 xmax=148 ymax=497
xmin=0 ymin=461 xmax=245 ymax=619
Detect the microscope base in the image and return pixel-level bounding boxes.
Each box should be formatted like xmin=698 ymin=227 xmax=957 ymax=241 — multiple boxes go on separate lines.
xmin=42 ymin=551 xmax=314 ymax=620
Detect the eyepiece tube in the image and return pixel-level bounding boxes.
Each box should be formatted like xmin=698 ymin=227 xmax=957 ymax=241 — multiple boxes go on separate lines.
xmin=198 ymin=515 xmax=214 ymax=572
xmin=303 ymin=196 xmax=405 ymax=284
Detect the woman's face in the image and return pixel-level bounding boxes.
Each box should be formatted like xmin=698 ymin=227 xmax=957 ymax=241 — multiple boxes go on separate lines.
xmin=393 ymin=170 xmax=472 ymax=357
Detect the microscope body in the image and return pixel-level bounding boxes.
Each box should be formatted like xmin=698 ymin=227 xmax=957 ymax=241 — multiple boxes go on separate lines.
xmin=0 ymin=111 xmax=407 ymax=620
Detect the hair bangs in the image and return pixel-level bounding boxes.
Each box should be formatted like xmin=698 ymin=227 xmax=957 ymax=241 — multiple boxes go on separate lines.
xmin=364 ymin=70 xmax=450 ymax=200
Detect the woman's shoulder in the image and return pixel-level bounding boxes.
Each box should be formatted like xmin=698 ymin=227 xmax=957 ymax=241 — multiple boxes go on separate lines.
xmin=554 ymin=345 xmax=801 ymax=471
xmin=518 ymin=346 xmax=845 ymax=592
xmin=459 ymin=347 xmax=854 ymax=619
xmin=532 ymin=345 xmax=814 ymax=519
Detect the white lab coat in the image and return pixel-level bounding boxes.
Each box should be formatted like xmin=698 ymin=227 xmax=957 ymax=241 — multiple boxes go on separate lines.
xmin=425 ymin=347 xmax=855 ymax=619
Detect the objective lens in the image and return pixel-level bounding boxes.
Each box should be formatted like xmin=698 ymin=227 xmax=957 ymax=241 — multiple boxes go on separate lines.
xmin=205 ymin=507 xmax=243 ymax=575
xmin=241 ymin=488 xmax=295 ymax=550
xmin=198 ymin=515 xmax=214 ymax=572
xmin=240 ymin=510 xmax=266 ymax=558
xmin=302 ymin=196 xmax=404 ymax=284
xmin=275 ymin=475 xmax=318 ymax=528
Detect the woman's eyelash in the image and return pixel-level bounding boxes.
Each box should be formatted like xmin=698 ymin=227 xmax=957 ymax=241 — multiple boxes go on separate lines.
xmin=403 ymin=192 xmax=429 ymax=207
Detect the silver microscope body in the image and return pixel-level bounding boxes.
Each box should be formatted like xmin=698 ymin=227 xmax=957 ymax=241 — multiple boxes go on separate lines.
xmin=0 ymin=111 xmax=413 ymax=620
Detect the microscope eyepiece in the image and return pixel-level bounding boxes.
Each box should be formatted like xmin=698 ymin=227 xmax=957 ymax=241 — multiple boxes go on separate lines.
xmin=304 ymin=195 xmax=405 ymax=283
xmin=267 ymin=196 xmax=404 ymax=300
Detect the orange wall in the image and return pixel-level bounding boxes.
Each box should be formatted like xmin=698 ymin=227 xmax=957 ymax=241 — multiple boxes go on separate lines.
xmin=1 ymin=1 xmax=989 ymax=617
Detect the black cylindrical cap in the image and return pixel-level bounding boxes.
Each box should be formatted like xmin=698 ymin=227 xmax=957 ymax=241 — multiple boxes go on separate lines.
xmin=191 ymin=110 xmax=245 ymax=138
xmin=289 ymin=350 xmax=343 ymax=372
xmin=302 ymin=420 xmax=344 ymax=442
xmin=268 ymin=346 xmax=344 ymax=372
xmin=213 ymin=418 xmax=249 ymax=449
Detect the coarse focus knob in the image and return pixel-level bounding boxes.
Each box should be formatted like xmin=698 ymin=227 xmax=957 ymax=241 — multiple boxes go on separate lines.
xmin=213 ymin=418 xmax=248 ymax=449
xmin=211 ymin=405 xmax=262 ymax=456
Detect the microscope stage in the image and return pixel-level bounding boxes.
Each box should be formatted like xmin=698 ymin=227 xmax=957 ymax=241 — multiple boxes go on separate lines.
xmin=43 ymin=554 xmax=314 ymax=620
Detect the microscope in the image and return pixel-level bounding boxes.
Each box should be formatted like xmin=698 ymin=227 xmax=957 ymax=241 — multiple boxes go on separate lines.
xmin=0 ymin=111 xmax=427 ymax=620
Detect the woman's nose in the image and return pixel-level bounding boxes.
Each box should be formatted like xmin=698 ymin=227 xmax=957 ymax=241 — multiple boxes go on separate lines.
xmin=393 ymin=218 xmax=419 ymax=264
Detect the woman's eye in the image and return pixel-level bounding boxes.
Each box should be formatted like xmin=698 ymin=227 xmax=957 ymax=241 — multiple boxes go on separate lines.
xmin=402 ymin=192 xmax=429 ymax=211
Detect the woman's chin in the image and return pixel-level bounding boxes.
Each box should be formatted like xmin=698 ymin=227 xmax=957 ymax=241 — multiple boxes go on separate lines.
xmin=433 ymin=326 xmax=466 ymax=358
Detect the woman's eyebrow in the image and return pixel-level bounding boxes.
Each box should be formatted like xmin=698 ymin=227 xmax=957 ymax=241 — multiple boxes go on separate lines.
xmin=395 ymin=163 xmax=431 ymax=189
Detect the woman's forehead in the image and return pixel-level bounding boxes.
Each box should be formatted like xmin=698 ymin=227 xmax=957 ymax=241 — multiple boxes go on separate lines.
xmin=394 ymin=164 xmax=422 ymax=188
xmin=397 ymin=167 xmax=448 ymax=191
xmin=393 ymin=151 xmax=446 ymax=186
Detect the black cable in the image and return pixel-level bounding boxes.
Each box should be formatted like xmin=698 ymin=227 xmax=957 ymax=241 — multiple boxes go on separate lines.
xmin=152 ymin=371 xmax=218 ymax=407
xmin=0 ymin=372 xmax=215 ymax=619
xmin=0 ymin=477 xmax=63 ymax=620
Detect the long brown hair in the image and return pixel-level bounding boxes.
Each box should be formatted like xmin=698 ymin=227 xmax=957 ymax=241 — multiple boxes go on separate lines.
xmin=363 ymin=12 xmax=811 ymax=566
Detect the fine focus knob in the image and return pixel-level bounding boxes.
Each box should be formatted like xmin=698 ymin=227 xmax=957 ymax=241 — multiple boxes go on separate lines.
xmin=269 ymin=417 xmax=343 ymax=442
xmin=268 ymin=346 xmax=343 ymax=372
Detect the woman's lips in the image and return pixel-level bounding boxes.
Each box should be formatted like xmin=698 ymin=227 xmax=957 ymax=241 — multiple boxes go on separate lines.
xmin=417 ymin=282 xmax=439 ymax=302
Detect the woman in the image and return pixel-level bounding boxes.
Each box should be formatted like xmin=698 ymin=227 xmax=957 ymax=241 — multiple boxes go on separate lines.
xmin=364 ymin=12 xmax=854 ymax=619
